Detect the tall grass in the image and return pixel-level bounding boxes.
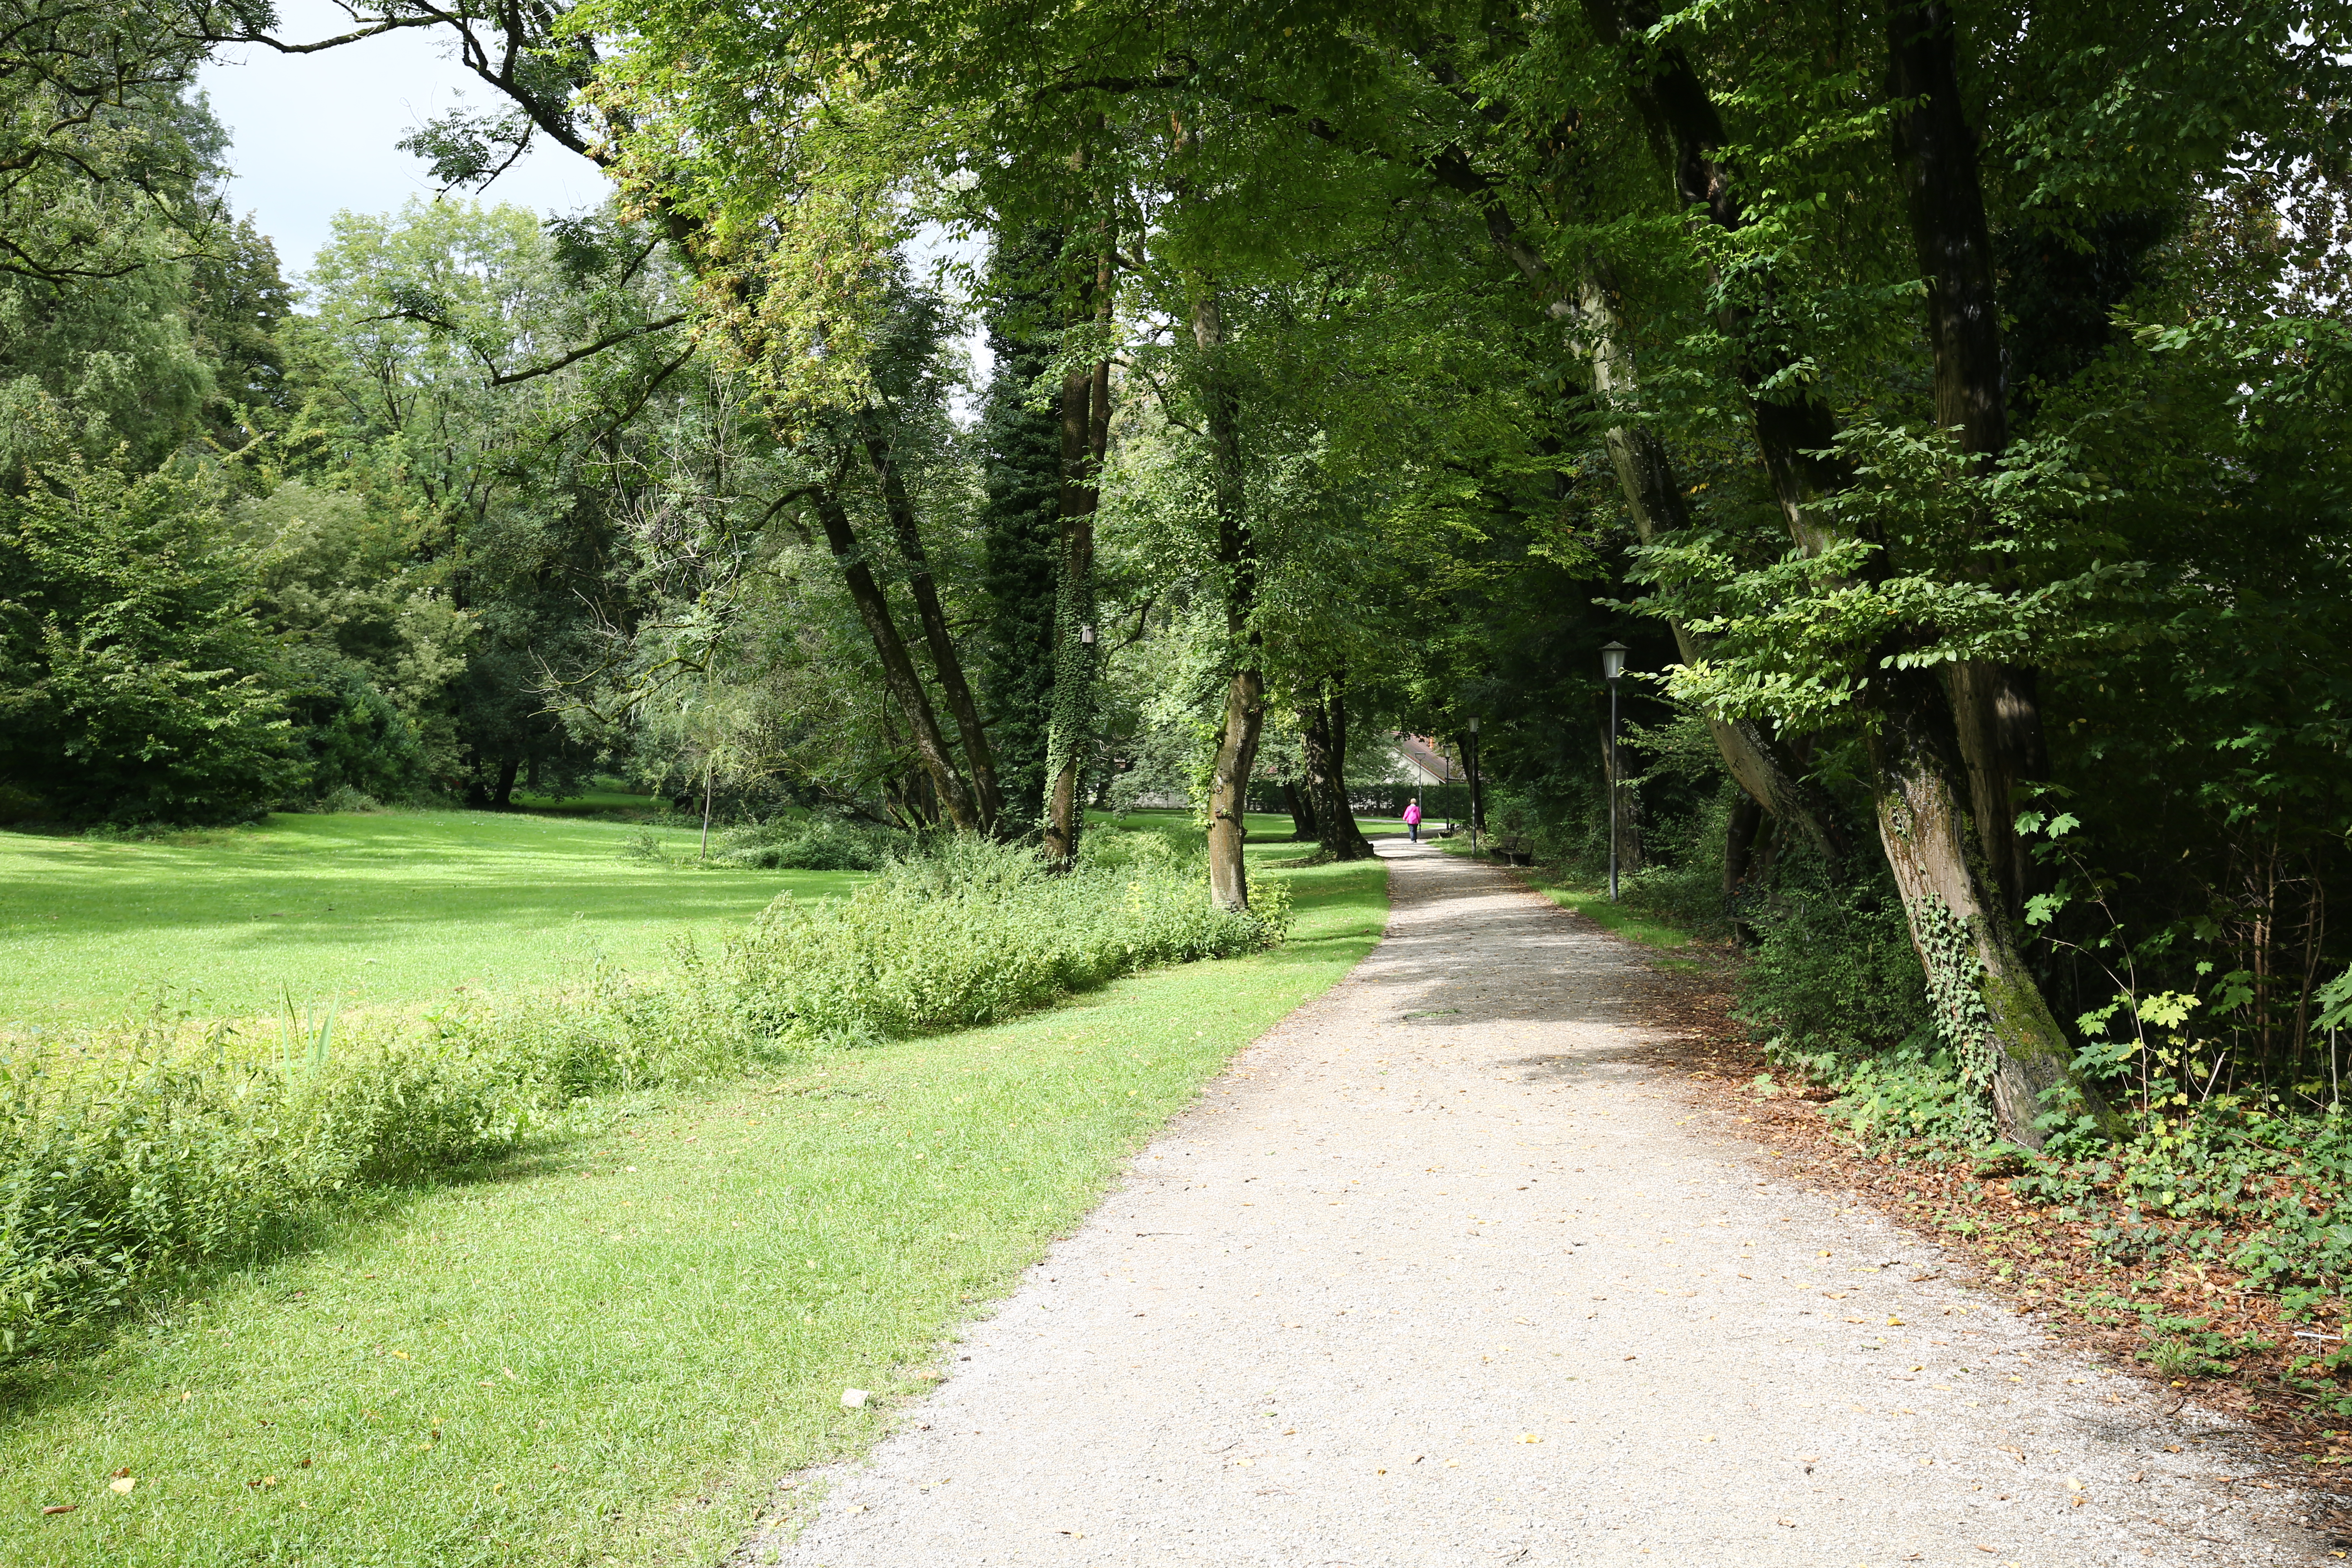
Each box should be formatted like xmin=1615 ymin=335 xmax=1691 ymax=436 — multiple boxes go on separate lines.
xmin=0 ymin=833 xmax=1281 ymax=1364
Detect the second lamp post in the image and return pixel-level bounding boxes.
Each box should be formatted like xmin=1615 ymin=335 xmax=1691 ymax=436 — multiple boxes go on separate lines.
xmin=1600 ymin=641 xmax=1627 ymax=902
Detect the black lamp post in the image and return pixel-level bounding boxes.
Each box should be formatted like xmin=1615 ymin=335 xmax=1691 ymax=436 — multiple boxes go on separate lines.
xmin=1600 ymin=642 xmax=1628 ymax=901
xmin=1466 ymin=716 xmax=1481 ymax=857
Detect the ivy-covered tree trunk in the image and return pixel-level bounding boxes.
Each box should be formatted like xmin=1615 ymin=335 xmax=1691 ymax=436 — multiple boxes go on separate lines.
xmin=1041 ymin=253 xmax=1112 ymax=872
xmin=1869 ymin=669 xmax=2087 ymax=1146
xmin=1590 ymin=0 xmax=2102 ymax=1144
xmin=1881 ymin=0 xmax=2094 ymax=1141
xmin=974 ymin=229 xmax=1067 ymax=840
xmin=1194 ymin=290 xmax=1262 ymax=911
xmin=1300 ymin=679 xmax=1374 ymax=861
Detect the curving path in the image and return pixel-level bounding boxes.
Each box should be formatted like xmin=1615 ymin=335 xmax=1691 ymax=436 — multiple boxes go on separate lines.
xmin=744 ymin=842 xmax=2323 ymax=1567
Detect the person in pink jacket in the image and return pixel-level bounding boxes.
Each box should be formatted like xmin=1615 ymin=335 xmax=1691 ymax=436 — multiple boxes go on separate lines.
xmin=1403 ymin=799 xmax=1422 ymax=842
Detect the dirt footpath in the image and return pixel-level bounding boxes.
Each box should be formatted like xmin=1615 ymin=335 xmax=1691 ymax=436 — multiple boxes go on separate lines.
xmin=744 ymin=842 xmax=2325 ymax=1567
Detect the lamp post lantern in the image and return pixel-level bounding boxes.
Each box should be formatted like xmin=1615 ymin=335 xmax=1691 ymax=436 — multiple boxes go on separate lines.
xmin=1601 ymin=642 xmax=1628 ymax=902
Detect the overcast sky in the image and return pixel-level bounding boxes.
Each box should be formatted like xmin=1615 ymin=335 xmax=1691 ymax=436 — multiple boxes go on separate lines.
xmin=197 ymin=0 xmax=609 ymax=284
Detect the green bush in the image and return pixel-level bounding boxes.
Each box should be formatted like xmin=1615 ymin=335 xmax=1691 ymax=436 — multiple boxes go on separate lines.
xmin=1736 ymin=868 xmax=1934 ymax=1062
xmin=0 ymin=1010 xmax=538 ymax=1360
xmin=718 ymin=814 xmax=901 ymax=872
xmin=0 ymin=831 xmax=1280 ymax=1363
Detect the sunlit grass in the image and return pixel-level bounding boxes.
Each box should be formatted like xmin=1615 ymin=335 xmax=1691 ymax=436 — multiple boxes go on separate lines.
xmin=0 ymin=848 xmax=1388 ymax=1568
xmin=0 ymin=810 xmax=860 ymax=1029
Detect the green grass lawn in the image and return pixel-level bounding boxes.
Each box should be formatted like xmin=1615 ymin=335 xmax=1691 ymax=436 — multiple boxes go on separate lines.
xmin=0 ymin=846 xmax=1388 ymax=1568
xmin=0 ymin=811 xmax=861 ymax=1030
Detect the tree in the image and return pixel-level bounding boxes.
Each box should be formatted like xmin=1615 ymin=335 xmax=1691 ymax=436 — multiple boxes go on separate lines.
xmin=0 ymin=441 xmax=297 ymax=822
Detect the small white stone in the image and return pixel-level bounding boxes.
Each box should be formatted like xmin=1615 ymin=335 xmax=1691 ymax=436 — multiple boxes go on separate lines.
xmin=842 ymin=1388 xmax=869 ymax=1410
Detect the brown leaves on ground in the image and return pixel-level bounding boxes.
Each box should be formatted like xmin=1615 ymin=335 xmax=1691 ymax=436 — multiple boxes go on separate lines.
xmin=1605 ymin=936 xmax=2352 ymax=1516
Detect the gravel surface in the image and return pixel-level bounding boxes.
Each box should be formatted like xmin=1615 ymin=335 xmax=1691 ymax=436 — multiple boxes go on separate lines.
xmin=745 ymin=842 xmax=2327 ymax=1566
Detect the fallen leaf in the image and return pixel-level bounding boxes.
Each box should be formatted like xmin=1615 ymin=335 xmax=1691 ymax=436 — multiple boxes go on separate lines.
xmin=1776 ymin=1516 xmax=1797 ymax=1527
xmin=41 ymin=1505 xmax=76 ymax=1515
xmin=108 ymin=1477 xmax=134 ymax=1495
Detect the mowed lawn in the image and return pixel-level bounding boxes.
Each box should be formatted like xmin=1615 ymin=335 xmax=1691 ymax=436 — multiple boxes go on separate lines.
xmin=0 ymin=849 xmax=1390 ymax=1568
xmin=0 ymin=811 xmax=860 ymax=1029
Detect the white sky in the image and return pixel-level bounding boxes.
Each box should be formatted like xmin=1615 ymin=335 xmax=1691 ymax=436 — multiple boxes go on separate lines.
xmin=197 ymin=0 xmax=608 ymax=285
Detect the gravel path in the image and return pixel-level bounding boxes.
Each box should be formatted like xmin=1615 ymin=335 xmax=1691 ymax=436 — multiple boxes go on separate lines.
xmin=746 ymin=842 xmax=2325 ymax=1567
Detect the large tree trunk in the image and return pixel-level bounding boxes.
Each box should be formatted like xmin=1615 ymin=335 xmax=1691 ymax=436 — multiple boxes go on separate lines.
xmin=1281 ymin=778 xmax=1316 ymax=841
xmin=1869 ymin=668 xmax=2089 ymax=1145
xmin=859 ymin=413 xmax=1002 ymax=832
xmin=492 ymin=756 xmax=519 ymax=810
xmin=1600 ymin=714 xmax=1642 ymax=876
xmin=1300 ymin=680 xmax=1375 ymax=861
xmin=1042 ymin=257 xmax=1114 ymax=871
xmin=1194 ymin=290 xmax=1263 ymax=910
xmin=807 ymin=483 xmax=981 ymax=833
xmin=1886 ymin=0 xmax=2052 ymax=926
xmin=1207 ymin=668 xmax=1265 ymax=910
xmin=1571 ymin=269 xmax=1855 ymax=866
xmin=1947 ymin=660 xmax=2051 ymax=921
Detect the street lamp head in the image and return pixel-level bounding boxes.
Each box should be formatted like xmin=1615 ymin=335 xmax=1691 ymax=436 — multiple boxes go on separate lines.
xmin=1600 ymin=641 xmax=1629 ymax=682
xmin=1467 ymin=715 xmax=1479 ymax=736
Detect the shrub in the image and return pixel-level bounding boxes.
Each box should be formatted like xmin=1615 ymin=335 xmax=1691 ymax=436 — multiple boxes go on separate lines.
xmin=0 ymin=450 xmax=300 ymax=824
xmin=0 ymin=1008 xmax=538 ymax=1360
xmin=1736 ymin=866 xmax=1933 ymax=1062
xmin=718 ymin=814 xmax=901 ymax=872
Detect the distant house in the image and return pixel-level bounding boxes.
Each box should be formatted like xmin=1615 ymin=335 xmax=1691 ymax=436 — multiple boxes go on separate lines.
xmin=1394 ymin=734 xmax=1454 ymax=788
